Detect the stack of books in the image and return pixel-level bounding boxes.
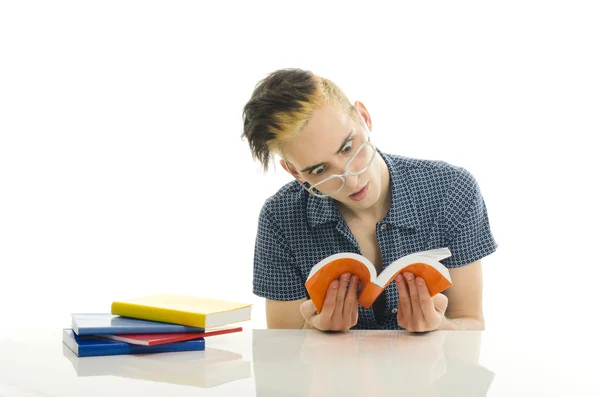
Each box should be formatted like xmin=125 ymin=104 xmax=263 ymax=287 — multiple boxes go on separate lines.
xmin=62 ymin=293 xmax=252 ymax=357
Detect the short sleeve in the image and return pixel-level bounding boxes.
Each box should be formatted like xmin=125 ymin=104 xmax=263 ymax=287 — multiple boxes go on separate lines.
xmin=252 ymin=203 xmax=307 ymax=300
xmin=442 ymin=167 xmax=498 ymax=268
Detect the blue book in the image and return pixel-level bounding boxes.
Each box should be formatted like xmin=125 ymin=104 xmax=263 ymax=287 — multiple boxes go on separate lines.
xmin=62 ymin=329 xmax=205 ymax=357
xmin=71 ymin=313 xmax=205 ymax=335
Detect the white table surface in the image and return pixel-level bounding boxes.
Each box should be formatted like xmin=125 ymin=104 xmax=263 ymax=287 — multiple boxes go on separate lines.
xmin=0 ymin=326 xmax=598 ymax=396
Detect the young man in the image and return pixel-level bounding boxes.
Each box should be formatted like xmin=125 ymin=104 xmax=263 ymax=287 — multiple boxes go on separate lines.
xmin=242 ymin=68 xmax=497 ymax=332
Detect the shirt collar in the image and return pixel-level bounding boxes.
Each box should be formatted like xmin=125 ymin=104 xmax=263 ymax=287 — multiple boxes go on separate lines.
xmin=306 ymin=150 xmax=420 ymax=230
xmin=380 ymin=150 xmax=421 ymax=230
xmin=306 ymin=193 xmax=341 ymax=228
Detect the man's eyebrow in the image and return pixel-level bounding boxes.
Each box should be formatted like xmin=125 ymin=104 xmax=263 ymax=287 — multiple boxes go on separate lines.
xmin=299 ymin=130 xmax=354 ymax=173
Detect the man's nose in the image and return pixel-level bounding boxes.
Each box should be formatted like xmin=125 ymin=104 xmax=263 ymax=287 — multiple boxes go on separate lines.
xmin=346 ymin=174 xmax=359 ymax=190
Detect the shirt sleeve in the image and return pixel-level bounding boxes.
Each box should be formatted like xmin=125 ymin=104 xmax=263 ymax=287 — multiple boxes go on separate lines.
xmin=442 ymin=167 xmax=498 ymax=268
xmin=252 ymin=202 xmax=307 ymax=300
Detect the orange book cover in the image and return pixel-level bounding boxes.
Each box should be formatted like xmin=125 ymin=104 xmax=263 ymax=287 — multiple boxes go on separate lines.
xmin=305 ymin=248 xmax=453 ymax=312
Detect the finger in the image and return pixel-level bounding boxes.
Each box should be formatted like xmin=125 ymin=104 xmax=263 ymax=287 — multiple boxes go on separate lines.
xmin=415 ymin=276 xmax=437 ymax=325
xmin=343 ymin=274 xmax=359 ymax=319
xmin=351 ymin=296 xmax=359 ymax=327
xmin=320 ymin=278 xmax=340 ymax=318
xmin=395 ymin=273 xmax=412 ymax=322
xmin=404 ymin=272 xmax=425 ymax=326
xmin=332 ymin=273 xmax=350 ymax=321
xmin=394 ymin=289 xmax=405 ymax=326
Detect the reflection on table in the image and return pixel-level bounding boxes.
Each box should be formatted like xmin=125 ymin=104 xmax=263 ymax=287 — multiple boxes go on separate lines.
xmin=252 ymin=329 xmax=495 ymax=397
xmin=62 ymin=343 xmax=251 ymax=389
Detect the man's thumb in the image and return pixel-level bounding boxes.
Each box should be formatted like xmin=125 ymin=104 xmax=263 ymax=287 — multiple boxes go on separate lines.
xmin=300 ymin=299 xmax=318 ymax=323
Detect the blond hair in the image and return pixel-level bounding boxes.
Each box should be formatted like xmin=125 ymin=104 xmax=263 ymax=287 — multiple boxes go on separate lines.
xmin=242 ymin=68 xmax=355 ymax=171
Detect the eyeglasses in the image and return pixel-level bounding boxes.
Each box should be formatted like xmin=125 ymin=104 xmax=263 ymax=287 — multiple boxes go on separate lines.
xmin=286 ymin=109 xmax=377 ymax=198
xmin=306 ymin=139 xmax=376 ymax=197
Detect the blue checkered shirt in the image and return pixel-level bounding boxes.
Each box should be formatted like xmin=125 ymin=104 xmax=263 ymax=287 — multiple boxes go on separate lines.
xmin=252 ymin=151 xmax=497 ymax=330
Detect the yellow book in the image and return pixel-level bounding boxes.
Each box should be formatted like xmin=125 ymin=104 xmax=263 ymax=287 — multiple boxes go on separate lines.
xmin=111 ymin=294 xmax=252 ymax=328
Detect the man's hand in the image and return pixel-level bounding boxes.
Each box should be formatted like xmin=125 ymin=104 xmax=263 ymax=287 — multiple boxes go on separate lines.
xmin=395 ymin=272 xmax=448 ymax=332
xmin=300 ymin=273 xmax=359 ymax=332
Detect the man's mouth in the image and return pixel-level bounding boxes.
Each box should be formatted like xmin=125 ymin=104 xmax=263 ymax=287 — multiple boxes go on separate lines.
xmin=349 ymin=183 xmax=369 ymax=201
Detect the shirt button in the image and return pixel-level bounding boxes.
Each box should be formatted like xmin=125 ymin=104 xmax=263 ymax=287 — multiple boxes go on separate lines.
xmin=391 ymin=308 xmax=398 ymax=313
xmin=381 ymin=223 xmax=388 ymax=230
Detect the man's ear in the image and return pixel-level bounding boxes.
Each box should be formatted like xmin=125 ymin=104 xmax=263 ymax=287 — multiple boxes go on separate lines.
xmin=279 ymin=159 xmax=303 ymax=181
xmin=353 ymin=100 xmax=373 ymax=132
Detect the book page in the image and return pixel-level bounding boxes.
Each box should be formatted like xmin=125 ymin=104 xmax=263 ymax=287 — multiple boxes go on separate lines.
xmin=374 ymin=248 xmax=452 ymax=288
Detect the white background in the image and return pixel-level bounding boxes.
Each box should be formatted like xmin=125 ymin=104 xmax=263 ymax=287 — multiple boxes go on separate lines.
xmin=1 ymin=0 xmax=599 ymax=339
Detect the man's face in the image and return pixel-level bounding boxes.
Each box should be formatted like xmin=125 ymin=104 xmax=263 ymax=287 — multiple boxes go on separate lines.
xmin=280 ymin=103 xmax=384 ymax=210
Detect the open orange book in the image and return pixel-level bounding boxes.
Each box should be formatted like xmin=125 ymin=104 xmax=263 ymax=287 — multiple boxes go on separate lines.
xmin=305 ymin=248 xmax=453 ymax=312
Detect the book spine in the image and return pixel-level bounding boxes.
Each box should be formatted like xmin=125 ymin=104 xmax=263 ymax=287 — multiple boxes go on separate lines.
xmin=358 ymin=283 xmax=384 ymax=309
xmin=78 ymin=344 xmax=129 ymax=357
xmin=74 ymin=325 xmax=205 ymax=336
xmin=135 ymin=339 xmax=205 ymax=354
xmin=77 ymin=339 xmax=206 ymax=357
xmin=73 ymin=327 xmax=147 ymax=336
xmin=111 ymin=303 xmax=207 ymax=328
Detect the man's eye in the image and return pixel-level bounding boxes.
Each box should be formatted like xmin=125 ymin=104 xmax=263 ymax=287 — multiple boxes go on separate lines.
xmin=310 ymin=166 xmax=325 ymax=176
xmin=342 ymin=141 xmax=353 ymax=153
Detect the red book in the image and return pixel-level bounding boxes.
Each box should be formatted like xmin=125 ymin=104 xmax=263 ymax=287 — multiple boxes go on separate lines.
xmin=97 ymin=326 xmax=243 ymax=346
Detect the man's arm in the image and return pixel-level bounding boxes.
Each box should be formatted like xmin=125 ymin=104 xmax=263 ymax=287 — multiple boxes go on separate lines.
xmin=439 ymin=260 xmax=485 ymax=330
xmin=266 ymin=298 xmax=308 ymax=329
